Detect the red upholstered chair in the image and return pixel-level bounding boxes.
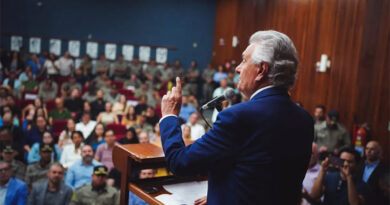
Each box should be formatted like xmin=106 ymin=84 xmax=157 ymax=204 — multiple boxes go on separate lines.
xmin=52 ymin=119 xmax=67 ymax=138
xmin=45 ymin=99 xmax=56 ymax=113
xmin=112 ymin=81 xmax=124 ymax=89
xmin=118 ymin=88 xmax=134 ymax=100
xmin=106 ymin=123 xmax=127 ymax=140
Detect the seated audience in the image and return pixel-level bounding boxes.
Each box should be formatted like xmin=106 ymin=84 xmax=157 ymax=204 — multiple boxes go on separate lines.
xmin=27 ymin=54 xmax=44 ymax=76
xmin=82 ymin=85 xmax=97 ymax=103
xmin=131 ymin=112 xmax=153 ymax=135
xmin=64 ymin=88 xmax=84 ymax=117
xmin=24 ymin=116 xmax=48 ymax=153
xmin=145 ymin=106 xmax=159 ymax=126
xmin=202 ymin=63 xmax=216 ymax=102
xmin=5 ymin=51 xmax=23 ymax=76
xmin=85 ymin=123 xmax=105 ymax=151
xmin=183 ymin=112 xmax=205 ymax=141
xmin=1 ymin=145 xmax=25 ymax=180
xmin=27 ymin=163 xmax=73 ymax=205
xmin=211 ymin=78 xmax=232 ymax=122
xmin=104 ymin=85 xmax=120 ymax=105
xmin=21 ymin=71 xmax=38 ymax=92
xmin=121 ymin=106 xmax=137 ymax=128
xmin=43 ymin=53 xmax=59 ymax=78
xmin=25 ymin=144 xmax=53 ymax=189
xmin=58 ymin=119 xmax=76 ymax=149
xmin=118 ymin=127 xmax=138 ymax=144
xmin=2 ymin=71 xmax=21 ymax=97
xmin=0 ymin=127 xmax=23 ymax=161
xmin=213 ymin=65 xmax=227 ymax=84
xmin=38 ymin=78 xmax=58 ymax=100
xmin=0 ymin=160 xmax=28 ymax=205
xmin=313 ymin=105 xmax=326 ymax=133
xmin=91 ymin=90 xmax=106 ymax=117
xmin=179 ymin=95 xmax=196 ymax=122
xmin=60 ymin=131 xmax=84 ymax=169
xmin=95 ymin=53 xmax=110 ymax=75
xmin=356 ymin=141 xmax=389 ymax=205
xmin=128 ymin=169 xmax=156 ymax=205
xmin=134 ymin=94 xmax=148 ymax=115
xmin=27 ymin=131 xmax=61 ymax=164
xmin=310 ymin=147 xmax=372 ymax=205
xmin=71 ymin=165 xmax=119 ymax=205
xmin=182 ymin=125 xmax=191 ymax=140
xmin=149 ymin=123 xmax=161 ymax=143
xmin=75 ymin=111 xmax=97 ymax=141
xmin=95 ymin=129 xmax=118 ymax=171
xmin=314 ymin=110 xmax=351 ymax=154
xmin=61 ymin=74 xmax=81 ymax=95
xmin=138 ymin=131 xmax=150 ymax=144
xmin=49 ymin=97 xmax=71 ymax=124
xmin=56 ymin=51 xmax=74 ymax=77
xmin=96 ymin=102 xmax=119 ymax=125
xmin=123 ymin=73 xmax=141 ymax=89
xmin=112 ymin=94 xmax=128 ymax=115
xmin=65 ymin=145 xmax=102 ymax=190
xmin=78 ymin=54 xmax=92 ymax=78
xmin=301 ymin=144 xmax=322 ymax=205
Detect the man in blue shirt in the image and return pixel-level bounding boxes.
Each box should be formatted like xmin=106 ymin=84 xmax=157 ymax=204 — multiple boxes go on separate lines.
xmin=0 ymin=160 xmax=28 ymax=205
xmin=65 ymin=145 xmax=101 ymax=189
xmin=356 ymin=141 xmax=389 ymax=205
xmin=178 ymin=95 xmax=195 ymax=122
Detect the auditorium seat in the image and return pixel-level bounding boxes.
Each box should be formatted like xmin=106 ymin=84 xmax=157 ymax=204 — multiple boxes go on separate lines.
xmin=52 ymin=119 xmax=67 ymax=138
xmin=112 ymin=81 xmax=124 ymax=89
xmin=118 ymin=88 xmax=134 ymax=100
xmin=106 ymin=123 xmax=126 ymax=140
xmin=45 ymin=99 xmax=56 ymax=113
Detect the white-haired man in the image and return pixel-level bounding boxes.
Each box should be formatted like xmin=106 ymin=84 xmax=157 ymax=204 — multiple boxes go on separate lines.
xmin=159 ymin=30 xmax=313 ymax=204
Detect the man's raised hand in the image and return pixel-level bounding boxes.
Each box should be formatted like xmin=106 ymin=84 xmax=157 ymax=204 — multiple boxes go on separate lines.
xmin=161 ymin=77 xmax=182 ymax=117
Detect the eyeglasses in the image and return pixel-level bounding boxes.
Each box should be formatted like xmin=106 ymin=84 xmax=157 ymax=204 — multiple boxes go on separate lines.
xmin=0 ymin=167 xmax=10 ymax=172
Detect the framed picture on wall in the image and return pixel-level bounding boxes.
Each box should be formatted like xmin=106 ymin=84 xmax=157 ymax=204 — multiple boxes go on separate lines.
xmin=156 ymin=47 xmax=168 ymax=63
xmin=86 ymin=42 xmax=98 ymax=59
xmin=122 ymin=45 xmax=134 ymax=61
xmin=49 ymin=39 xmax=61 ymax=56
xmin=105 ymin=43 xmax=117 ymax=60
xmin=10 ymin=36 xmax=23 ymax=51
xmin=139 ymin=46 xmax=151 ymax=62
xmin=69 ymin=40 xmax=80 ymax=57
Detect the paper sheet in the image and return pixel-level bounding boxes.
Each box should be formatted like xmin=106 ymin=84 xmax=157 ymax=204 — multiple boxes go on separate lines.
xmin=139 ymin=46 xmax=151 ymax=62
xmin=122 ymin=45 xmax=134 ymax=61
xmin=156 ymin=47 xmax=168 ymax=63
xmin=155 ymin=181 xmax=208 ymax=205
xmin=105 ymin=43 xmax=117 ymax=60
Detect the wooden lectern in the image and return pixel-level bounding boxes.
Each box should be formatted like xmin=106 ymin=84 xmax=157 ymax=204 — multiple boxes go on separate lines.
xmin=113 ymin=143 xmax=205 ymax=205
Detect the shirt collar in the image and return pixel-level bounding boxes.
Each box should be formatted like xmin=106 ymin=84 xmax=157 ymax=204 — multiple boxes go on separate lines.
xmin=365 ymin=160 xmax=380 ymax=167
xmin=250 ymin=85 xmax=275 ymax=100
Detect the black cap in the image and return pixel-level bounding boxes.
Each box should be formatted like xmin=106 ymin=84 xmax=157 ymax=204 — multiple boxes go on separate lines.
xmin=328 ymin=110 xmax=339 ymax=121
xmin=1 ymin=145 xmax=14 ymax=153
xmin=40 ymin=144 xmax=53 ymax=152
xmin=93 ymin=165 xmax=108 ymax=176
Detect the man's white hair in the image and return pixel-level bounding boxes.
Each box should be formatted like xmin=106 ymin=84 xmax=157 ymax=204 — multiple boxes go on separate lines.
xmin=249 ymin=30 xmax=299 ymax=89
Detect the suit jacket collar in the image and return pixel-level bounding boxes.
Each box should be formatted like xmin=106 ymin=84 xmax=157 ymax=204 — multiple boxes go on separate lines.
xmin=250 ymin=86 xmax=289 ymax=101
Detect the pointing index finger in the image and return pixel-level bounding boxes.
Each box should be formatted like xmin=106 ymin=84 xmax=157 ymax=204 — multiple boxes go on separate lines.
xmin=176 ymin=77 xmax=182 ymax=92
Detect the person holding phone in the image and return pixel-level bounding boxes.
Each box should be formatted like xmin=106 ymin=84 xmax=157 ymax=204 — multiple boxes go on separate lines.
xmin=310 ymin=147 xmax=372 ymax=205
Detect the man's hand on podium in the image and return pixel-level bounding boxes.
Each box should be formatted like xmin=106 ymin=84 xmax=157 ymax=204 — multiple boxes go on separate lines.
xmin=162 ymin=77 xmax=182 ymax=117
xmin=194 ymin=196 xmax=207 ymax=205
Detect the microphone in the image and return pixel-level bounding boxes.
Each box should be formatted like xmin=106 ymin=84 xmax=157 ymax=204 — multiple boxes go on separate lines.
xmin=201 ymin=88 xmax=235 ymax=110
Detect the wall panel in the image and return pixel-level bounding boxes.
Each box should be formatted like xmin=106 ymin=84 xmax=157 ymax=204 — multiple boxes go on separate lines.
xmin=213 ymin=0 xmax=389 ymax=160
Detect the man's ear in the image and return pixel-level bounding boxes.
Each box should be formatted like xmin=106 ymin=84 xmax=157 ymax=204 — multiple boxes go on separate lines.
xmin=255 ymin=62 xmax=269 ymax=81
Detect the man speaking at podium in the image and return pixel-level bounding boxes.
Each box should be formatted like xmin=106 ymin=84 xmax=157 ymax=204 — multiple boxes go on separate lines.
xmin=159 ymin=30 xmax=314 ymax=204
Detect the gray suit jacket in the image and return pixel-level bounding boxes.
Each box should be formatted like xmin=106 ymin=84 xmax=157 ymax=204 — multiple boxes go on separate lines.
xmin=27 ymin=180 xmax=73 ymax=205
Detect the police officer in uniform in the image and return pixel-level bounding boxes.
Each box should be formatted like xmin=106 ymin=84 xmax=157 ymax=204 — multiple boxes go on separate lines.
xmin=25 ymin=144 xmax=53 ymax=189
xmin=71 ymin=165 xmax=119 ymax=205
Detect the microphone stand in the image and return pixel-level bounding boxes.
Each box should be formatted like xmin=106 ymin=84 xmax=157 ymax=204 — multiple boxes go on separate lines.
xmin=198 ymin=108 xmax=212 ymax=129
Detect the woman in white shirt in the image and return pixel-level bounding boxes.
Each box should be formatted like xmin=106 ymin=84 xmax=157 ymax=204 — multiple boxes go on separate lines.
xmin=44 ymin=53 xmax=59 ymax=78
xmin=60 ymin=130 xmax=84 ymax=169
xmin=58 ymin=118 xmax=76 ymax=149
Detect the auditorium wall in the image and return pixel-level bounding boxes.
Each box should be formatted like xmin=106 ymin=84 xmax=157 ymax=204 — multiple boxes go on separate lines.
xmin=212 ymin=0 xmax=389 ymax=161
xmin=0 ymin=0 xmax=217 ymax=68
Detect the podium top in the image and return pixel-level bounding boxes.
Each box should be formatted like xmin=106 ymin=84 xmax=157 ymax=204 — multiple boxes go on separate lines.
xmin=114 ymin=143 xmax=165 ymax=163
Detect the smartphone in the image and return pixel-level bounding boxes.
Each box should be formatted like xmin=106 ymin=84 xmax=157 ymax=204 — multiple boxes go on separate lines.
xmin=328 ymin=156 xmax=344 ymax=167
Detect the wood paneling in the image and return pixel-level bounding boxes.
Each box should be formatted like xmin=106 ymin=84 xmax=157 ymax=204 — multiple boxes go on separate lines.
xmin=212 ymin=0 xmax=389 ymax=161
